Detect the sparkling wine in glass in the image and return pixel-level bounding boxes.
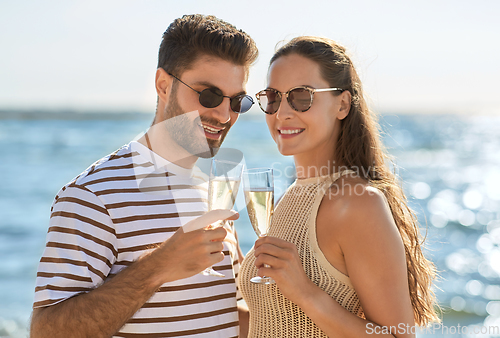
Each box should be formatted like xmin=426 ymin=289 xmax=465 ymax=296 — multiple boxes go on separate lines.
xmin=243 ymin=168 xmax=275 ymax=284
xmin=202 ymin=159 xmax=243 ymax=277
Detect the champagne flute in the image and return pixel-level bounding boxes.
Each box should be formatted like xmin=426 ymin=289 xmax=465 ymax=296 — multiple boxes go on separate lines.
xmin=202 ymin=159 xmax=243 ymax=277
xmin=243 ymin=168 xmax=275 ymax=284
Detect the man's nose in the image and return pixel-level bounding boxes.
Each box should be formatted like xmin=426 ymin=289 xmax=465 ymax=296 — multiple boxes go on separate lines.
xmin=210 ymin=97 xmax=232 ymax=124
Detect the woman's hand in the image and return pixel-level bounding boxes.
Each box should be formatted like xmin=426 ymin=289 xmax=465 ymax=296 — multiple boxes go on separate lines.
xmin=253 ymin=236 xmax=316 ymax=306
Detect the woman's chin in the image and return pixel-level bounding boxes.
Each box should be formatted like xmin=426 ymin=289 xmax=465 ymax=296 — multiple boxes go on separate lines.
xmin=277 ymin=146 xmax=296 ymax=157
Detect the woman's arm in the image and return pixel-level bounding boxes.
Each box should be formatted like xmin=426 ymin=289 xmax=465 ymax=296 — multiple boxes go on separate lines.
xmin=254 ymin=183 xmax=415 ymax=337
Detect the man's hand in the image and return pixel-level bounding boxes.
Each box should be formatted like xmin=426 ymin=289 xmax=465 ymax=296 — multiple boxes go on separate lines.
xmin=151 ymin=210 xmax=239 ymax=283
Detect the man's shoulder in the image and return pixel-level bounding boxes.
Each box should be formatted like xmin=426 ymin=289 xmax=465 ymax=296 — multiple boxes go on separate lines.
xmin=60 ymin=142 xmax=143 ymax=193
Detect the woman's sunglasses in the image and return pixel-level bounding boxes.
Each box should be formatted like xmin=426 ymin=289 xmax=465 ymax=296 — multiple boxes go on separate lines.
xmin=255 ymin=86 xmax=344 ymax=115
xmin=169 ymin=73 xmax=254 ymax=114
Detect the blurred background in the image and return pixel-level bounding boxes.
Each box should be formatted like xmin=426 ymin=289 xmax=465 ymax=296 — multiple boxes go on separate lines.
xmin=1 ymin=1 xmax=499 ymax=337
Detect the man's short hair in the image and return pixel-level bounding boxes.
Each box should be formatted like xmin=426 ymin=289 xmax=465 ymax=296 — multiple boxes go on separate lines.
xmin=158 ymin=14 xmax=258 ymax=77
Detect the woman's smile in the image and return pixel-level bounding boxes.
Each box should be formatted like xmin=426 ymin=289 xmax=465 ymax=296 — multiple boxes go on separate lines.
xmin=278 ymin=127 xmax=305 ymax=138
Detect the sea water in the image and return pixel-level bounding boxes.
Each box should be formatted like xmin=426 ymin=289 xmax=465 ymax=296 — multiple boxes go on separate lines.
xmin=1 ymin=112 xmax=499 ymax=337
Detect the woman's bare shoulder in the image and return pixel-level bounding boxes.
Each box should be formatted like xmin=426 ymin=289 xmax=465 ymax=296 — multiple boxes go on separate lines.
xmin=317 ymin=175 xmax=399 ymax=243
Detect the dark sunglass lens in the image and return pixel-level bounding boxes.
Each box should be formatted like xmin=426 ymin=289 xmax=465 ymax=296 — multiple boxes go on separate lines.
xmin=258 ymin=90 xmax=280 ymax=114
xmin=289 ymin=88 xmax=313 ymax=112
xmin=231 ymin=95 xmax=254 ymax=114
xmin=199 ymin=88 xmax=223 ymax=108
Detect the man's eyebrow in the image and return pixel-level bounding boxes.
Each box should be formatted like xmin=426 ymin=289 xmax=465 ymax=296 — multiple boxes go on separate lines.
xmin=192 ymin=80 xmax=215 ymax=87
xmin=192 ymin=80 xmax=246 ymax=96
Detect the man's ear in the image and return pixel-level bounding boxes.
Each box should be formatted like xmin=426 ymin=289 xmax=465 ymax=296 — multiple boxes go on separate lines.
xmin=156 ymin=68 xmax=173 ymax=103
xmin=337 ymin=90 xmax=351 ymax=120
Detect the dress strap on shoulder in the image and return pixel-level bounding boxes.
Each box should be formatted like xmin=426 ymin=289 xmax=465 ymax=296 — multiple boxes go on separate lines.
xmin=330 ymin=169 xmax=357 ymax=183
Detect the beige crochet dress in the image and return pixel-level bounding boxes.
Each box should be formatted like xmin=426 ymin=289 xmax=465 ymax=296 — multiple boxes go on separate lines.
xmin=239 ymin=172 xmax=364 ymax=337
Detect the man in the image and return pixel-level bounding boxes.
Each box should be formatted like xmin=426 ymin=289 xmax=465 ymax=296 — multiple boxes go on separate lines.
xmin=30 ymin=14 xmax=257 ymax=337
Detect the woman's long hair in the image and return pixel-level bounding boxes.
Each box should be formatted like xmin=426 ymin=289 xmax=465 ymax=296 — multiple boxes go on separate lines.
xmin=270 ymin=36 xmax=440 ymax=326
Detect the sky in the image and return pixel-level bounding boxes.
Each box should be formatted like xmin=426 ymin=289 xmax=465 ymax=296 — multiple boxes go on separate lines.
xmin=0 ymin=0 xmax=499 ymax=115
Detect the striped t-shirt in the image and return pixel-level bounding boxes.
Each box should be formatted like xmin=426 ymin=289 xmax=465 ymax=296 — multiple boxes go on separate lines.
xmin=33 ymin=141 xmax=242 ymax=337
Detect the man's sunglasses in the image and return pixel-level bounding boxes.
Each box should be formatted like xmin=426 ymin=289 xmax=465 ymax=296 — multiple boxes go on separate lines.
xmin=169 ymin=73 xmax=254 ymax=114
xmin=255 ymin=86 xmax=344 ymax=115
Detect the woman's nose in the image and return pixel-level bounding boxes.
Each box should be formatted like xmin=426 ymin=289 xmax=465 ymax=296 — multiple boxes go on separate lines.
xmin=275 ymin=97 xmax=295 ymax=121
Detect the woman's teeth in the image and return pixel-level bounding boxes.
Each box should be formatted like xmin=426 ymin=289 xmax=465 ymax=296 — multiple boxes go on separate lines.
xmin=280 ymin=129 xmax=303 ymax=134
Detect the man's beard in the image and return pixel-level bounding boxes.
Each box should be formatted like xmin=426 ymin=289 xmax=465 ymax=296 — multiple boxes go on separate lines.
xmin=163 ymin=88 xmax=231 ymax=158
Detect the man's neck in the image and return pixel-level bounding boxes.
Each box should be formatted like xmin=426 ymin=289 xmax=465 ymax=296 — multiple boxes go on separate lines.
xmin=137 ymin=130 xmax=198 ymax=169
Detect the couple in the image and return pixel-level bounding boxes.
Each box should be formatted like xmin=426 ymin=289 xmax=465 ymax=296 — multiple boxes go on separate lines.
xmin=30 ymin=14 xmax=439 ymax=338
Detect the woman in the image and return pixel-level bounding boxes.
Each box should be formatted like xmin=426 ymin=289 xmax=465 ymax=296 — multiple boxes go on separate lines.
xmin=239 ymin=37 xmax=439 ymax=337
